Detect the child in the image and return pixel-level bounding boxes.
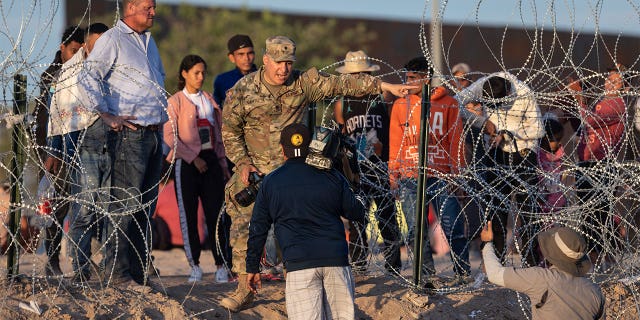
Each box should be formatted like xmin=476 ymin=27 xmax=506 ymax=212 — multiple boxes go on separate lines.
xmin=537 ymin=116 xmax=568 ymax=214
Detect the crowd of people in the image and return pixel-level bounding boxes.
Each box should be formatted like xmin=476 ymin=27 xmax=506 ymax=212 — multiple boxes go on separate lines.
xmin=29 ymin=0 xmax=631 ymax=318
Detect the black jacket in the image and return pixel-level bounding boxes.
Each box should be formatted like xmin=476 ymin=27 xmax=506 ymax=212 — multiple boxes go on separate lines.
xmin=246 ymin=158 xmax=365 ymax=273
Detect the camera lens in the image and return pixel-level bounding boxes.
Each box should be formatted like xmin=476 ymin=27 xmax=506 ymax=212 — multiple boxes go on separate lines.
xmin=235 ymin=185 xmax=258 ymax=207
xmin=234 ymin=173 xmax=263 ymax=207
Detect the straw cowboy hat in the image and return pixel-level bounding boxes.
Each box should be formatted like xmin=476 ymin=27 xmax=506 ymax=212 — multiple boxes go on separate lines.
xmin=538 ymin=226 xmax=592 ymax=277
xmin=335 ymin=50 xmax=380 ymax=74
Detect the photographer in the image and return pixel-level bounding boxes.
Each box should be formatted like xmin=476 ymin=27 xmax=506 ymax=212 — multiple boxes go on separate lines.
xmin=246 ymin=124 xmax=366 ymax=320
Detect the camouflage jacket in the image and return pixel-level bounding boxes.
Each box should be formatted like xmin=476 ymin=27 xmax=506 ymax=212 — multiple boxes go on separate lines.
xmin=222 ymin=66 xmax=382 ymax=174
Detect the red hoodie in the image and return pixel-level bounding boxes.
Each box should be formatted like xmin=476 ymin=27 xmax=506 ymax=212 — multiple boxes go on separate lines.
xmin=577 ymin=96 xmax=626 ymax=162
xmin=388 ymin=86 xmax=464 ymax=185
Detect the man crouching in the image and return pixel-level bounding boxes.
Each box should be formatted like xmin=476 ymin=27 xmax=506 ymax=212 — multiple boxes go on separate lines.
xmin=245 ymin=124 xmax=366 ymax=319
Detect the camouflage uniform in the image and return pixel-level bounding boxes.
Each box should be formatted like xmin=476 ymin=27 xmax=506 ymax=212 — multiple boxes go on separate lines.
xmin=222 ymin=66 xmax=383 ymax=274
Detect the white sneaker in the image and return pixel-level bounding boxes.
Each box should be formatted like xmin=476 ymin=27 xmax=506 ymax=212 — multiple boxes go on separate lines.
xmin=215 ymin=266 xmax=229 ymax=283
xmin=188 ymin=265 xmax=203 ymax=282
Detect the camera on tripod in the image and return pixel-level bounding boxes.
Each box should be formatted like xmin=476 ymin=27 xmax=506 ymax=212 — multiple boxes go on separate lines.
xmin=234 ymin=172 xmax=263 ymax=207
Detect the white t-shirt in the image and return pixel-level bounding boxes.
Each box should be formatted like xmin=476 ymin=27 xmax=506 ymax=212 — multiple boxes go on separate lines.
xmin=183 ymin=89 xmax=215 ymax=125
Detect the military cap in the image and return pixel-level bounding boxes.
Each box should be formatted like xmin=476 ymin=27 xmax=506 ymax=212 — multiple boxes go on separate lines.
xmin=265 ymin=36 xmax=296 ymax=62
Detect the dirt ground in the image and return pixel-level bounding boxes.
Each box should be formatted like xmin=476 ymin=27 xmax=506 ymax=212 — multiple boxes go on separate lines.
xmin=0 ymin=247 xmax=638 ymax=319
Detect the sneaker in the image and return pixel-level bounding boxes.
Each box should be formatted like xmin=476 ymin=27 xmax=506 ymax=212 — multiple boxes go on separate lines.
xmin=261 ymin=273 xmax=283 ymax=282
xmin=261 ymin=266 xmax=284 ymax=281
xmin=188 ymin=265 xmax=203 ymax=283
xmin=216 ymin=267 xmax=229 ymax=283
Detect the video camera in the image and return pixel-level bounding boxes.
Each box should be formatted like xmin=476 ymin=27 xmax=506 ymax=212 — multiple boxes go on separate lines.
xmin=305 ymin=126 xmax=340 ymax=170
xmin=305 ymin=125 xmax=357 ymax=173
xmin=234 ymin=172 xmax=264 ymax=207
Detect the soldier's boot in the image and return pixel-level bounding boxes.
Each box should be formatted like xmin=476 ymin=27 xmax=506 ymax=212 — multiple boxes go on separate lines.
xmin=220 ymin=274 xmax=255 ymax=312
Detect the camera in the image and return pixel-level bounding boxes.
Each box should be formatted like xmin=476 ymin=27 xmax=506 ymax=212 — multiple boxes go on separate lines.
xmin=305 ymin=126 xmax=342 ymax=170
xmin=234 ymin=172 xmax=263 ymax=207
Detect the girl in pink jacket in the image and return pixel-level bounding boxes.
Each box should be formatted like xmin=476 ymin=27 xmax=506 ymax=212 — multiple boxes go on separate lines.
xmin=163 ymin=55 xmax=232 ymax=283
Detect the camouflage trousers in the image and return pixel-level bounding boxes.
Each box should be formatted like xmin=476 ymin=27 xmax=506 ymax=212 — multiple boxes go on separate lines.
xmin=224 ymin=172 xmax=254 ymax=275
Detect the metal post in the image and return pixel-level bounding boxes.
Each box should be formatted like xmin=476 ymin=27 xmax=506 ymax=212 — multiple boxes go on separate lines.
xmin=430 ymin=0 xmax=442 ymax=86
xmin=7 ymin=74 xmax=27 ymax=277
xmin=413 ymin=82 xmax=431 ymax=288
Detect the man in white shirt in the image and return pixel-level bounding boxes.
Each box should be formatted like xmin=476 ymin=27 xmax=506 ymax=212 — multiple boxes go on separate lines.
xmin=49 ymin=22 xmax=111 ymax=283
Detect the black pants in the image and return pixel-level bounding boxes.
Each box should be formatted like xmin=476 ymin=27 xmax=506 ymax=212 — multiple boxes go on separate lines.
xmin=175 ymin=150 xmax=229 ymax=268
xmin=576 ymin=160 xmax=618 ymax=254
xmin=44 ymin=135 xmax=80 ymax=265
xmin=44 ymin=202 xmax=69 ymax=264
xmin=484 ymin=148 xmax=540 ymax=266
xmin=349 ymin=160 xmax=402 ymax=272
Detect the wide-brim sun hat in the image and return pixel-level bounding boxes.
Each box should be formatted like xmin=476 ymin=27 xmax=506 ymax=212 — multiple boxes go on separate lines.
xmin=335 ymin=50 xmax=380 ymax=74
xmin=538 ymin=226 xmax=592 ymax=277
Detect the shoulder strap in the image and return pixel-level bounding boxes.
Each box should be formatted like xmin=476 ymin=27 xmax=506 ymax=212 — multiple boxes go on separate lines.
xmin=534 ymin=290 xmax=548 ymax=309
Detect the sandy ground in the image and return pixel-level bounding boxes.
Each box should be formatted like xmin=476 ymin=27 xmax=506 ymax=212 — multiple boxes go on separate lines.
xmin=0 ymin=244 xmax=638 ymax=319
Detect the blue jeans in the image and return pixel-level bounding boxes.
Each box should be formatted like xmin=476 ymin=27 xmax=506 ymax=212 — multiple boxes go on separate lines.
xmin=68 ymin=118 xmax=111 ymax=274
xmin=399 ymin=177 xmax=470 ymax=276
xmin=103 ymin=125 xmax=163 ymax=283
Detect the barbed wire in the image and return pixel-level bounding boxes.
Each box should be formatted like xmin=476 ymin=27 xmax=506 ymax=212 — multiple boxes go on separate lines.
xmin=1 ymin=0 xmax=640 ymax=318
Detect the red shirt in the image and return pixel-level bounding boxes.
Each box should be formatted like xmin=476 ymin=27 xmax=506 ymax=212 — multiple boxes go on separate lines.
xmin=577 ymin=96 xmax=626 ymax=161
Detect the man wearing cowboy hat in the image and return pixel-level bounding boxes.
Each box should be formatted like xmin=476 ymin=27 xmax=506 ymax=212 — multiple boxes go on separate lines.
xmin=333 ymin=50 xmax=402 ymax=275
xmin=481 ymin=222 xmax=604 ymax=319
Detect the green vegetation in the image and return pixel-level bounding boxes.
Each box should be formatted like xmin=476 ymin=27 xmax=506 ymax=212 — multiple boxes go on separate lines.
xmin=82 ymin=4 xmax=377 ymax=102
xmin=152 ymin=5 xmax=377 ymax=94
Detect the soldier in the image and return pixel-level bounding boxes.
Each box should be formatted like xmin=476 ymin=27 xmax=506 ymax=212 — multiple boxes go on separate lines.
xmin=220 ymin=35 xmax=415 ymax=312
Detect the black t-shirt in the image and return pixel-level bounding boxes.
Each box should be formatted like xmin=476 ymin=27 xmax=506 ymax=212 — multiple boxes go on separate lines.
xmin=341 ymin=95 xmax=389 ymax=162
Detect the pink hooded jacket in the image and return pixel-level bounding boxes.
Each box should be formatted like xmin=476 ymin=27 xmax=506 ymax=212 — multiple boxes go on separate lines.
xmin=163 ymin=90 xmax=228 ymax=172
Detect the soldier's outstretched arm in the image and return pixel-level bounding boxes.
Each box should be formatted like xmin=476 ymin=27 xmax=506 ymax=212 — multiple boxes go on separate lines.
xmin=380 ymin=82 xmax=418 ymax=98
xmin=304 ymin=68 xmax=416 ymax=101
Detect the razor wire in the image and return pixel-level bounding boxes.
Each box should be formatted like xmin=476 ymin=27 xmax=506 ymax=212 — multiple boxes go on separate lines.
xmin=0 ymin=0 xmax=640 ymax=319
